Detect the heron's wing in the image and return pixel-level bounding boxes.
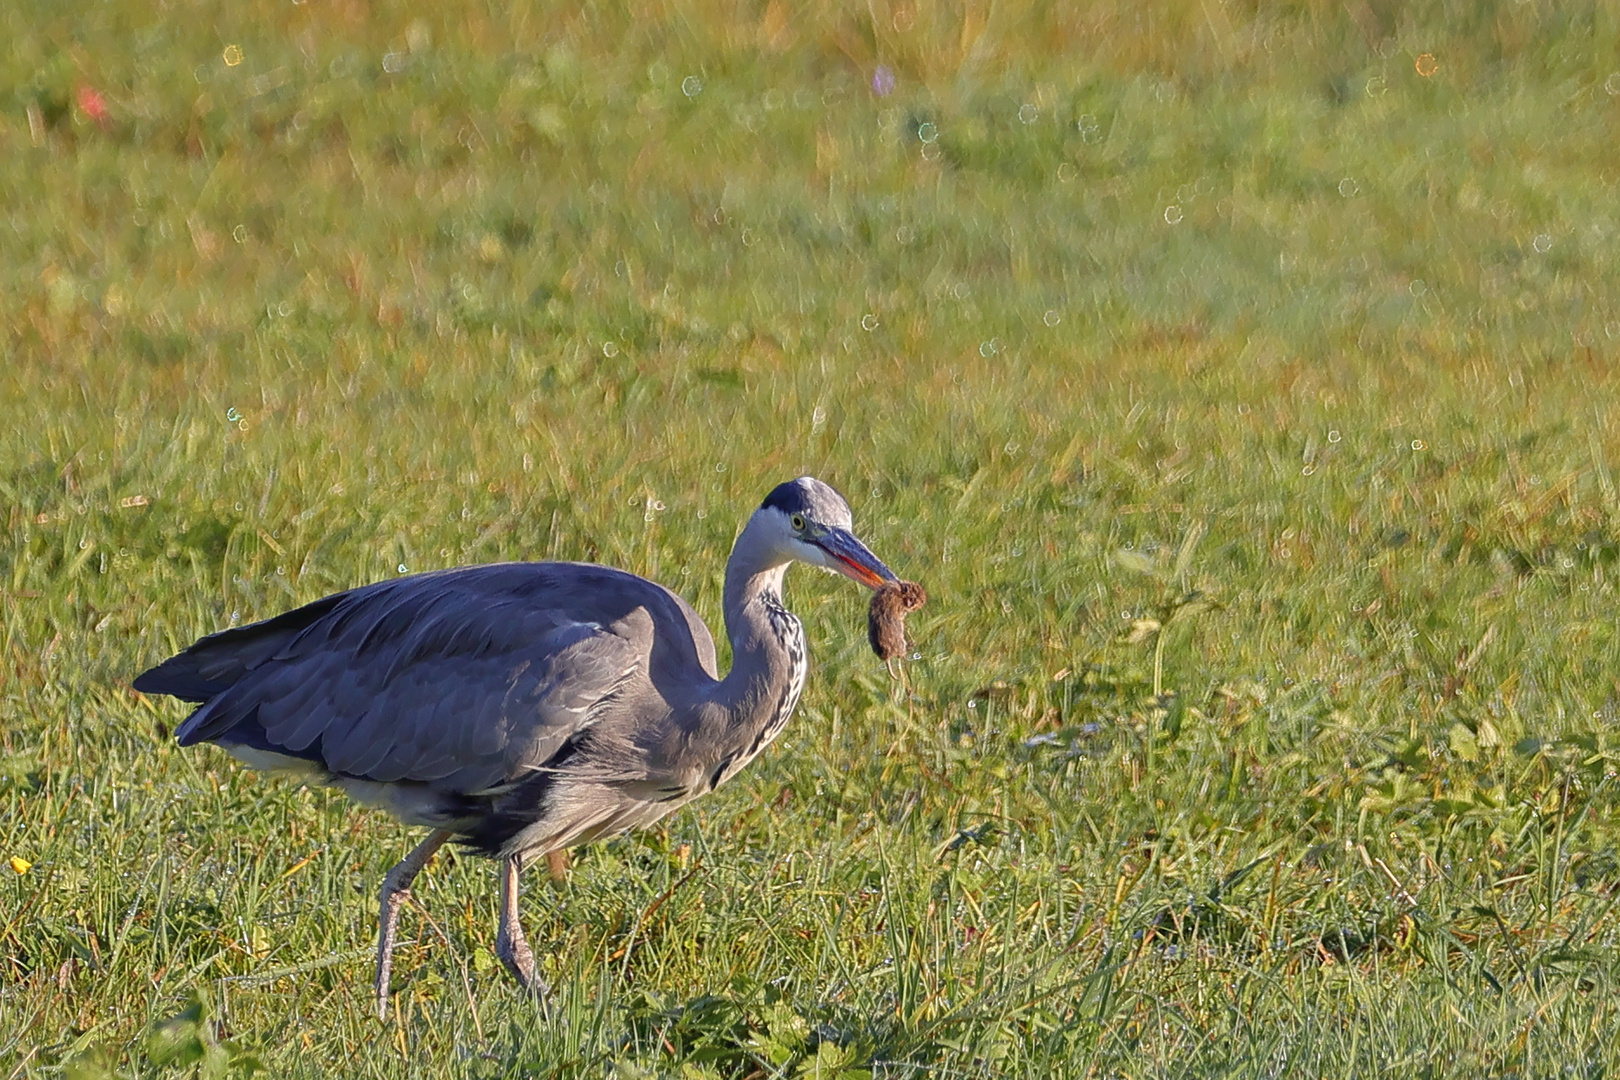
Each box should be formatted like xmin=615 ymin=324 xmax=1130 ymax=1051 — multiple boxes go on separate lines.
xmin=150 ymin=572 xmax=643 ymax=793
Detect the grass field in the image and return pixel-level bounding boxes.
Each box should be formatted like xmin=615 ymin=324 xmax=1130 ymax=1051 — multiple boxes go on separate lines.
xmin=5 ymin=0 xmax=1620 ymax=1075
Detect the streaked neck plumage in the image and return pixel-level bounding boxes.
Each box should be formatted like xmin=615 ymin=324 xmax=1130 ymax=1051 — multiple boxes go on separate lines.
xmin=711 ymin=514 xmax=809 ymax=750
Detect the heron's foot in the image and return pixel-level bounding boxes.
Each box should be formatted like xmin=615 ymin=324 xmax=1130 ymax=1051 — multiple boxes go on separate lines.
xmin=375 ymin=883 xmax=411 ymax=1019
xmin=373 ymin=830 xmax=452 ymax=1021
xmin=495 ymin=921 xmax=539 ymax=988
xmin=496 ymin=855 xmax=550 ymax=997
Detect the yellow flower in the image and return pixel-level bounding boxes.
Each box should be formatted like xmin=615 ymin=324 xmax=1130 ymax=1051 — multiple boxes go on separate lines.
xmin=9 ymin=856 xmax=31 ymax=874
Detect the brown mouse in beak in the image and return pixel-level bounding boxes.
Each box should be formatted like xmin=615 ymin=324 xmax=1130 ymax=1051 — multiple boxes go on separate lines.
xmin=868 ymin=579 xmax=927 ymax=662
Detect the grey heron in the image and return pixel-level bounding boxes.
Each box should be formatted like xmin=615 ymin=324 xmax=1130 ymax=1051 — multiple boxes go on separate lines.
xmin=133 ymin=477 xmax=899 ymax=1017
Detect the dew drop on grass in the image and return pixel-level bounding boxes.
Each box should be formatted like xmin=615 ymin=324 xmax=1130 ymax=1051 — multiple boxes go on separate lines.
xmin=1018 ymin=103 xmax=1038 ymax=124
xmin=681 ymin=75 xmax=703 ymax=97
xmin=1411 ymin=439 xmax=1426 ymax=451
xmin=397 ymin=563 xmax=408 ymax=573
xmin=1409 ymin=279 xmax=1427 ymax=296
xmin=1533 ymin=233 xmax=1552 ymax=253
xmin=1328 ymin=430 xmax=1341 ymax=443
xmin=226 ymin=407 xmax=241 ymax=422
xmin=1164 ymin=205 xmax=1183 ymax=225
xmin=861 ymin=313 xmax=879 ymax=331
xmin=917 ymin=122 xmax=938 ymax=144
xmin=602 ymin=341 xmax=619 ymax=357
xmin=979 ymin=340 xmax=998 ymax=357
xmin=1043 ymin=309 xmax=1061 ymax=326
xmin=1338 ymin=178 xmax=1359 ymax=197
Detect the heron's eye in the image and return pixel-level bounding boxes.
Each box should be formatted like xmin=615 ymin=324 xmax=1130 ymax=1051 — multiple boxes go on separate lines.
xmin=790 ymin=513 xmax=807 ymax=532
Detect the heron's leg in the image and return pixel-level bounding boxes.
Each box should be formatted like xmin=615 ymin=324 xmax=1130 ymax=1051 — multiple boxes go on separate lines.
xmin=495 ymin=854 xmax=549 ymax=995
xmin=375 ymin=828 xmax=451 ymax=1020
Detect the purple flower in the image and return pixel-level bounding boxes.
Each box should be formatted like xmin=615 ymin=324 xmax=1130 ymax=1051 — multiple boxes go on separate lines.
xmin=871 ymin=66 xmax=896 ymax=96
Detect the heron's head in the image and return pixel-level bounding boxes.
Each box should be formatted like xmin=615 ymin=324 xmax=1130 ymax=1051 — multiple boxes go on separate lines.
xmin=752 ymin=477 xmax=897 ymax=589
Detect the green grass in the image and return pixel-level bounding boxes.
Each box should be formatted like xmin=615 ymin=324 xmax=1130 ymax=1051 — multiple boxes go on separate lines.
xmin=5 ymin=0 xmax=1620 ymax=1075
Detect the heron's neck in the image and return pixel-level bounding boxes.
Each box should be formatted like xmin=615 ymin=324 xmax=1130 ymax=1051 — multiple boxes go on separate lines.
xmin=712 ymin=522 xmax=806 ymax=741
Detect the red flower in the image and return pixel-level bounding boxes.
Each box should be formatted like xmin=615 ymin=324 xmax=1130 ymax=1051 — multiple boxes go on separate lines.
xmin=77 ymin=84 xmax=110 ymax=130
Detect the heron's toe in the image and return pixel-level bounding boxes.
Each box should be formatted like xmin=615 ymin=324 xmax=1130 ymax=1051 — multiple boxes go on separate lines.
xmin=497 ymin=936 xmax=553 ymax=998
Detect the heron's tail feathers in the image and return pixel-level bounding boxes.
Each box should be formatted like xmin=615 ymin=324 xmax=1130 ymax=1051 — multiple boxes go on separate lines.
xmin=132 ymin=594 xmax=349 ymax=707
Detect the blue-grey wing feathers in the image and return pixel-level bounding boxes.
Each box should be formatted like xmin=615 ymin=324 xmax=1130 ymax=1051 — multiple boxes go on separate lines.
xmin=136 ymin=567 xmax=646 ymax=795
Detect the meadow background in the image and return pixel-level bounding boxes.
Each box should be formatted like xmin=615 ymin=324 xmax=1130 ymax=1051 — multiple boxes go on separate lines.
xmin=5 ymin=0 xmax=1620 ymax=1075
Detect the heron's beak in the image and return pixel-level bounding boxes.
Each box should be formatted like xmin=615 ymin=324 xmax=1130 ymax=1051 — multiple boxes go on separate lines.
xmin=814 ymin=527 xmax=898 ymax=589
